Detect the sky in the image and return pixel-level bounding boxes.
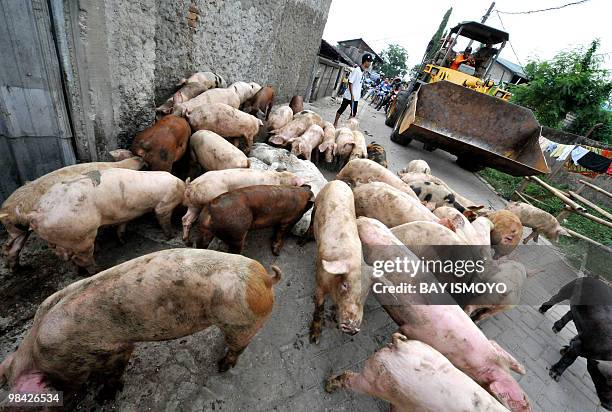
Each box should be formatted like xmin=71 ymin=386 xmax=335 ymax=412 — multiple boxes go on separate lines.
xmin=322 ymin=0 xmax=612 ymax=72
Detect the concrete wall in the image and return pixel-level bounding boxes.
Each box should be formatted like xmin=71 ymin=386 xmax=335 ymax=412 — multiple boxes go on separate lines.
xmin=53 ymin=0 xmax=332 ymax=161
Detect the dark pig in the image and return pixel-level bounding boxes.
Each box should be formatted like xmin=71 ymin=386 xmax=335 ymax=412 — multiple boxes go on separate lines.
xmin=197 ymin=185 xmax=314 ymax=255
xmin=130 ymin=115 xmax=191 ymax=172
xmin=289 ymin=95 xmax=304 ymax=113
xmin=366 ymin=142 xmax=387 ymax=168
xmin=242 ymin=86 xmax=275 ymax=120
xmin=0 ymin=249 xmax=281 ymax=395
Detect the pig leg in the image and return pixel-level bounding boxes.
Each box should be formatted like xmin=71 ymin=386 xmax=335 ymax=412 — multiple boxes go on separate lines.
xmin=539 ymin=279 xmax=576 ymax=313
xmin=325 ymin=371 xmax=376 ymax=396
xmin=218 ymin=322 xmax=263 ymax=372
xmin=271 ymin=224 xmax=290 ymax=255
xmin=116 ymin=223 xmax=127 ymax=245
xmin=523 ymin=229 xmax=539 ymax=244
xmin=3 ymin=225 xmax=30 ymax=270
xmin=96 ymin=345 xmax=135 ymax=401
xmin=195 ymin=228 xmax=215 ymax=249
xmin=155 ymin=203 xmax=177 ymax=239
xmin=72 ymin=237 xmax=97 ymax=275
xmin=226 ymin=234 xmax=247 ymax=254
xmin=310 ymin=286 xmax=326 ymax=344
xmin=298 ymin=205 xmax=316 ymax=246
xmin=550 ymin=335 xmax=582 ymax=381
xmin=489 ymin=339 xmax=525 ymax=374
xmin=552 ymin=311 xmax=573 ymax=333
xmin=182 ymin=207 xmax=201 ymax=243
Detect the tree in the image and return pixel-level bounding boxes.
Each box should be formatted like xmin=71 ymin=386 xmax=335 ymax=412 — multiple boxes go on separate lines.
xmin=509 ymin=40 xmax=612 ymax=143
xmin=379 ymin=44 xmax=408 ymax=78
xmin=425 ymin=8 xmax=452 ymax=62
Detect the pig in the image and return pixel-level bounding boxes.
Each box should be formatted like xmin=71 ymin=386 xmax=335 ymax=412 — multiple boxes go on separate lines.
xmin=156 ymin=71 xmax=226 ymax=115
xmin=173 ymin=87 xmax=241 ymax=116
xmin=357 ymin=217 xmax=531 ymax=412
xmin=0 ymin=155 xmax=145 ymax=271
xmin=464 ymin=260 xmax=530 ymax=323
xmin=292 ymin=110 xmax=324 ymax=126
xmin=486 ymin=210 xmax=523 ymax=257
xmin=130 ymin=115 xmax=190 ymax=172
xmin=186 ymin=102 xmax=263 ymax=154
xmin=28 ymin=169 xmax=185 ymax=274
xmin=300 ymin=180 xmax=364 ymax=343
xmin=471 ymin=216 xmax=494 ymax=245
xmin=400 ymin=159 xmax=431 ymax=174
xmin=353 ymin=182 xmax=439 ymax=228
xmin=289 ymin=95 xmax=304 ymax=113
xmin=269 ymin=112 xmax=323 ymax=147
xmin=242 ymin=86 xmax=275 ymax=120
xmin=318 ymin=121 xmax=337 ymax=163
xmin=433 ymin=206 xmax=480 ymax=245
xmin=266 ymin=105 xmax=293 ymax=131
xmin=230 ymin=81 xmax=261 ymax=104
xmin=336 ymin=158 xmax=419 ymax=200
xmin=345 ymin=118 xmax=359 ymax=131
xmin=366 ymin=142 xmax=387 ymax=168
xmin=0 ymin=249 xmax=281 ymax=395
xmin=505 ymin=202 xmax=569 ymax=243
xmin=182 ymin=169 xmax=304 ymax=241
xmin=539 ymin=277 xmax=612 ymax=387
xmin=291 ymin=124 xmax=324 ymax=161
xmin=189 ymin=130 xmax=250 ymax=171
xmin=349 ymin=130 xmax=367 ymax=161
xmin=407 ymin=177 xmax=469 ymax=212
xmin=196 ymin=185 xmax=313 ymax=254
xmin=326 ymin=333 xmax=509 ymax=412
xmin=333 ymin=127 xmax=355 ymax=166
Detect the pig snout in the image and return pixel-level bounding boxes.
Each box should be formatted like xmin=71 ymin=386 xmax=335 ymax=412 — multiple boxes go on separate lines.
xmin=340 ymin=320 xmax=360 ymax=335
xmin=338 ymin=303 xmax=362 ymax=335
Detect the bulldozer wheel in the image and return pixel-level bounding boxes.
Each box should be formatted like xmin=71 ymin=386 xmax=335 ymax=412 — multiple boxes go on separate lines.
xmin=385 ymin=90 xmax=410 ymax=128
xmin=456 ymin=157 xmax=484 ymax=172
xmin=390 ymin=128 xmax=411 ymax=146
xmin=423 ymin=143 xmax=437 ymax=152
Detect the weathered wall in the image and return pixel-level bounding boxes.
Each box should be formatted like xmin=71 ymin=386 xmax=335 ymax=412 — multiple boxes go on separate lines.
xmin=55 ymin=0 xmax=332 ymax=158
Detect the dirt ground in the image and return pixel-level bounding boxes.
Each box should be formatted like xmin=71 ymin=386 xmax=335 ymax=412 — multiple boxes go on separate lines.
xmin=0 ymin=97 xmax=603 ymax=411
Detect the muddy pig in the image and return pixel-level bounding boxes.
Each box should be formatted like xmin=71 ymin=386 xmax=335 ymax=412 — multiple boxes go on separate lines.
xmin=197 ymin=185 xmax=313 ymax=254
xmin=326 ymin=333 xmax=509 ymax=412
xmin=300 ymin=180 xmax=364 ymax=343
xmin=130 ymin=115 xmax=190 ymax=172
xmin=357 ymin=217 xmax=531 ymax=412
xmin=486 ymin=210 xmax=523 ymax=257
xmin=242 ymin=86 xmax=275 ymax=120
xmin=333 ymin=127 xmax=355 ymax=167
xmin=505 ymin=202 xmax=569 ymax=243
xmin=156 ymin=72 xmax=226 ymax=115
xmin=189 ymin=130 xmax=250 ymax=172
xmin=0 ymin=249 xmax=281 ymax=395
xmin=366 ymin=142 xmax=387 ymax=168
xmin=269 ymin=111 xmax=323 ymax=147
xmin=349 ymin=130 xmax=367 ymax=161
xmin=182 ymin=169 xmax=304 ymax=241
xmin=289 ymin=95 xmax=304 ymax=113
xmin=0 ymin=155 xmax=145 ymax=271
xmin=345 ymin=118 xmax=359 ymax=131
xmin=267 ymin=106 xmax=293 ymax=131
xmin=28 ymin=169 xmax=185 ymax=274
xmin=291 ymin=124 xmax=324 ymax=161
xmin=318 ymin=122 xmax=337 ymax=163
xmin=187 ymin=102 xmax=263 ymax=154
xmin=337 ymin=158 xmax=419 ymax=200
xmin=400 ymin=159 xmax=431 ymax=175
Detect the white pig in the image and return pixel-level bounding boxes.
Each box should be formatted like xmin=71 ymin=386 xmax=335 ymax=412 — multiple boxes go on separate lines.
xmin=173 ymin=87 xmax=241 ymax=116
xmin=345 ymin=118 xmax=359 ymax=131
xmin=189 ymin=130 xmax=250 ymax=171
xmin=400 ymin=159 xmax=431 ymax=175
xmin=269 ymin=112 xmax=323 ymax=147
xmin=337 ymin=159 xmax=419 ymax=200
xmin=231 ymin=81 xmax=261 ymax=104
xmin=267 ymin=106 xmax=294 ymax=131
xmin=291 ymin=124 xmax=324 ymax=161
xmin=505 ymin=202 xmax=569 ymax=243
xmin=333 ymin=127 xmax=355 ymax=161
xmin=318 ymin=122 xmax=337 ymax=163
xmin=156 ymin=72 xmax=227 ymax=115
xmin=349 ymin=130 xmax=367 ymax=160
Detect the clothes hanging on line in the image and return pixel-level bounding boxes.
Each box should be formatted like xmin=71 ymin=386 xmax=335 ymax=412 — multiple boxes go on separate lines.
xmin=570 ymin=146 xmax=590 ymax=164
xmin=557 ymin=145 xmax=575 ymax=161
xmin=576 ymin=151 xmax=612 ymax=173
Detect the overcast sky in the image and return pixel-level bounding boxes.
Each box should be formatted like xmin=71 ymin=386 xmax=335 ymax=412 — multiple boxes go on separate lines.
xmin=323 ymin=0 xmax=612 ymax=71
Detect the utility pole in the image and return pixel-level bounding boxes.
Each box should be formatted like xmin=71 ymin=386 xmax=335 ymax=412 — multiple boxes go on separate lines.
xmin=467 ymin=2 xmax=495 ymax=49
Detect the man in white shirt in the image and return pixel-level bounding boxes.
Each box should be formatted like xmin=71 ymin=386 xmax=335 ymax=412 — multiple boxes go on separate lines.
xmin=333 ymin=53 xmax=373 ymax=127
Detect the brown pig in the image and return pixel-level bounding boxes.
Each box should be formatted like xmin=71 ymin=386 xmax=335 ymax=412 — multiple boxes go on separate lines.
xmin=189 ymin=130 xmax=250 ymax=171
xmin=0 ymin=156 xmax=145 ymax=271
xmin=487 ymin=210 xmax=523 ymax=257
xmin=0 ymin=249 xmax=281 ymax=395
xmin=318 ymin=122 xmax=337 ymax=163
xmin=505 ymin=202 xmax=569 ymax=243
xmin=186 ymin=102 xmax=263 ymax=154
xmin=349 ymin=130 xmax=367 ymax=161
xmin=291 ymin=124 xmax=324 ymax=161
xmin=242 ymin=86 xmax=275 ymax=120
xmin=300 ymin=180 xmax=364 ymax=343
xmin=28 ymin=169 xmax=185 ymax=274
xmin=130 ymin=115 xmax=191 ymax=172
xmin=336 ymin=158 xmax=419 ymax=200
xmin=366 ymin=142 xmax=387 ymax=168
xmin=182 ymin=169 xmax=304 ymax=242
xmin=353 ymin=182 xmax=439 ymax=228
xmin=289 ymin=95 xmax=304 ymax=113
xmin=197 ymin=185 xmax=313 ymax=254
xmin=327 ymin=333 xmax=509 ymax=412
xmin=173 ymin=87 xmax=241 ymax=116
xmin=266 ymin=106 xmax=293 ymax=131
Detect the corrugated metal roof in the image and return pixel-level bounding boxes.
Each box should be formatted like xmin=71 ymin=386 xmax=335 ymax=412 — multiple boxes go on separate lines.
xmin=496 ymin=57 xmax=527 ymax=79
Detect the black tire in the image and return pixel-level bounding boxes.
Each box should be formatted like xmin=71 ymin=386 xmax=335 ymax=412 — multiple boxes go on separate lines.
xmin=390 ymin=125 xmax=412 ymax=146
xmin=456 ymin=157 xmax=484 ymax=172
xmin=423 ymin=143 xmax=437 ymax=152
xmin=385 ymin=90 xmax=410 ymax=127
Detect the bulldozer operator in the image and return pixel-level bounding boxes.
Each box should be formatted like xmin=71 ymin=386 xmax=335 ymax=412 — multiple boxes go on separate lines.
xmin=449 ymin=47 xmax=475 ymax=70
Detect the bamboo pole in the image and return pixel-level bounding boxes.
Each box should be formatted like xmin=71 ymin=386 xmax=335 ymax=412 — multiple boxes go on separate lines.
xmin=513 ymin=190 xmax=532 ymax=205
xmin=579 ymin=180 xmax=612 ymax=200
xmin=512 ymin=179 xmax=530 ymax=201
xmin=519 ymin=192 xmax=554 ymax=209
xmin=555 ymin=209 xmax=571 ymax=223
xmin=568 ymin=191 xmax=612 ymax=221
xmin=526 ymin=176 xmax=586 ymax=212
xmin=564 ymin=227 xmax=612 ymax=252
xmin=565 ymin=206 xmax=612 ymax=229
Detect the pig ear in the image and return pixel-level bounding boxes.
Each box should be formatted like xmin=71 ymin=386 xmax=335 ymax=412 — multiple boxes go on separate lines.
xmin=463 ymin=210 xmax=478 ymax=221
xmin=185 ymin=177 xmax=191 ymax=186
xmin=269 ymin=135 xmax=284 ymax=145
xmin=322 ymin=259 xmax=349 ymax=275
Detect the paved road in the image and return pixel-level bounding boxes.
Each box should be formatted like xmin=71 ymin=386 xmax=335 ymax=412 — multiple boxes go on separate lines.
xmin=0 ymin=98 xmax=603 ymax=411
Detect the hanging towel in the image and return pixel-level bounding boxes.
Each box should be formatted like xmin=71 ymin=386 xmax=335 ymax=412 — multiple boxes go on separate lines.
xmin=539 ymin=136 xmax=551 ymax=151
xmin=557 ymin=145 xmax=575 ymax=161
xmin=551 ymin=144 xmax=566 ymax=157
xmin=570 ymin=146 xmax=590 ymax=164
xmin=546 ymin=143 xmax=558 ymax=153
xmin=577 ymin=150 xmax=612 ymax=173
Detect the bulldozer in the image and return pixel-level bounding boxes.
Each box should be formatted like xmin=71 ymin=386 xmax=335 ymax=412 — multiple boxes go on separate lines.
xmin=386 ymin=21 xmax=550 ymax=176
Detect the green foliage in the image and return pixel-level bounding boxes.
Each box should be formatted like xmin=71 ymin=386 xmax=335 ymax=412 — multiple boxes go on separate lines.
xmin=425 ymin=8 xmax=452 ymax=62
xmin=508 ymin=40 xmax=612 ymax=143
xmin=379 ymin=44 xmax=409 ymax=78
xmin=409 ymin=64 xmax=422 ymax=80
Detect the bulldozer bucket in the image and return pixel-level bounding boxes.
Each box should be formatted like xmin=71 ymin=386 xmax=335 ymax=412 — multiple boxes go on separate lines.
xmin=398 ymin=81 xmax=550 ymax=176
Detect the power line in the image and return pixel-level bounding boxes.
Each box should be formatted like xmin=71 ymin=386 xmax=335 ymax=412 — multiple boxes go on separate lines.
xmin=496 ymin=0 xmax=590 ymax=15
xmin=495 ymin=12 xmax=525 ymax=70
